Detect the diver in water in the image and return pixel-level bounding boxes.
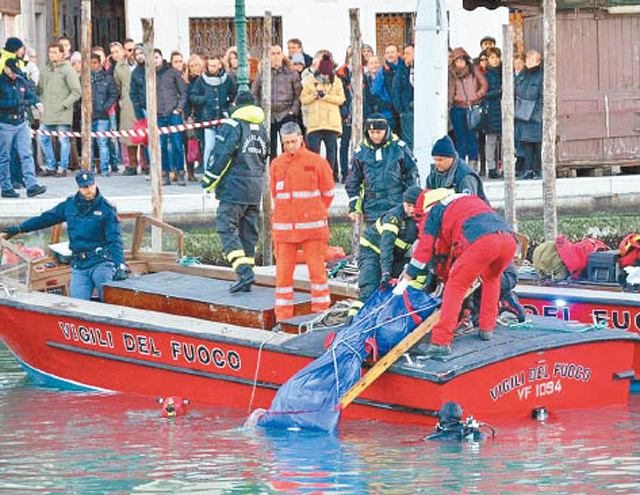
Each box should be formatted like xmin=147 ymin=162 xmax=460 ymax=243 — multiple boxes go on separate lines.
xmin=426 ymin=401 xmax=494 ymax=442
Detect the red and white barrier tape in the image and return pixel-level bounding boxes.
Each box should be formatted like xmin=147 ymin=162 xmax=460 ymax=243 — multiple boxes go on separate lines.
xmin=30 ymin=118 xmax=224 ymax=139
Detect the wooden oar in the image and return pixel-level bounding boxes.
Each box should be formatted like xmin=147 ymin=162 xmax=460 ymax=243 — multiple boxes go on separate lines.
xmin=338 ymin=282 xmax=479 ymax=411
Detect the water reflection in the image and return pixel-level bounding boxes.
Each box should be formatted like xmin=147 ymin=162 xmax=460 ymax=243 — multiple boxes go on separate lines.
xmin=1 ymin=340 xmax=639 ymax=494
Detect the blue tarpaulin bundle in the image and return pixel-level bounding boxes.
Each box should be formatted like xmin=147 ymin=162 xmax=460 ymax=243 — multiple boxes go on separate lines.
xmin=256 ymin=286 xmax=440 ymax=433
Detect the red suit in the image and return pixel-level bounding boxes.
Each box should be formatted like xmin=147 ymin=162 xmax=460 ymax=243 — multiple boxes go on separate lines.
xmin=406 ymin=194 xmax=516 ymax=345
xmin=270 ymin=146 xmax=335 ymax=321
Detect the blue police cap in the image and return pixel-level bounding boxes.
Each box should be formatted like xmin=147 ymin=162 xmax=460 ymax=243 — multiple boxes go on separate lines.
xmin=76 ymin=170 xmax=95 ymax=187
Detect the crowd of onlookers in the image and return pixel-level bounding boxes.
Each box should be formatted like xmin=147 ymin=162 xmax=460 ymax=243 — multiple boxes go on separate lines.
xmin=0 ymin=32 xmax=545 ymax=198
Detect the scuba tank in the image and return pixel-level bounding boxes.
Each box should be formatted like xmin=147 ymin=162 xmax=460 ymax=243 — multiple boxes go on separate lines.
xmin=426 ymin=401 xmax=495 ymax=442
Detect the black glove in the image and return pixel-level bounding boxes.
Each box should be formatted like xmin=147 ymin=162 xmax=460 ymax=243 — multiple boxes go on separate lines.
xmin=112 ymin=263 xmax=130 ymax=281
xmin=380 ymin=272 xmax=392 ymax=289
xmin=1 ymin=225 xmax=20 ymax=240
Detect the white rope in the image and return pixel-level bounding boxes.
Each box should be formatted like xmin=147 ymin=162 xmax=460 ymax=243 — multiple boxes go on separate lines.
xmin=247 ymin=327 xmax=281 ymax=413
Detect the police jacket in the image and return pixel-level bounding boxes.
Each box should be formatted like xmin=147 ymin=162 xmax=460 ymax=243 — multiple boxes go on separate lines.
xmin=0 ymin=72 xmax=38 ymax=125
xmin=346 ymin=132 xmax=419 ymax=223
xmin=425 ymin=156 xmax=488 ymax=204
xmin=91 ymin=69 xmax=118 ymax=121
xmin=204 ymin=104 xmax=269 ymax=205
xmin=15 ymin=190 xmax=125 ymax=270
xmin=189 ymin=69 xmax=237 ymax=122
xmin=270 ymin=146 xmax=334 ymax=243
xmin=406 ymin=194 xmax=512 ymax=279
xmin=361 ymin=205 xmax=418 ymax=274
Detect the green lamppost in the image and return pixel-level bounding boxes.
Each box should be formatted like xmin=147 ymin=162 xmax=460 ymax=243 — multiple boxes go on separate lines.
xmin=235 ymin=0 xmax=250 ymax=93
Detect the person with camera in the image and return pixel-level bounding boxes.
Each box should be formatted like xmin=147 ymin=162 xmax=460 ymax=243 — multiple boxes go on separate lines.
xmin=1 ymin=170 xmax=128 ymax=301
xmin=300 ymin=54 xmax=345 ymax=182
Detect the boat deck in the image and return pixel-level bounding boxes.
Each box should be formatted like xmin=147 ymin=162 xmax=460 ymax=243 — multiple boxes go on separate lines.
xmin=280 ymin=315 xmax=640 ymax=384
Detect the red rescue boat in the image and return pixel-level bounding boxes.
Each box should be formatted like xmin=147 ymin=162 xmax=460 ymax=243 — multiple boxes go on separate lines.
xmin=0 ymin=215 xmax=638 ymax=426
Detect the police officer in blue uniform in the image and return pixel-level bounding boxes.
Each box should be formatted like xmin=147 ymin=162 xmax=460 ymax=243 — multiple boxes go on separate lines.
xmin=201 ymin=91 xmax=269 ymax=293
xmin=1 ymin=170 xmax=128 ymax=300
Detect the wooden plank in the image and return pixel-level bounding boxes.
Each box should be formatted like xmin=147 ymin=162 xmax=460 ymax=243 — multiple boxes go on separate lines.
xmin=146 ymin=261 xmax=359 ymax=298
xmin=339 ymin=310 xmax=440 ymax=410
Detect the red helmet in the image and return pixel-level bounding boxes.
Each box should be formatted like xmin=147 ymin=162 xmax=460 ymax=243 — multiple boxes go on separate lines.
xmin=619 ymin=233 xmax=640 ymax=268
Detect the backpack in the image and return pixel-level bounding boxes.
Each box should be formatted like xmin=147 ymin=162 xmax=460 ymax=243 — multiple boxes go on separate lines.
xmin=555 ymin=236 xmax=608 ymax=279
xmin=532 ymin=240 xmax=568 ymax=280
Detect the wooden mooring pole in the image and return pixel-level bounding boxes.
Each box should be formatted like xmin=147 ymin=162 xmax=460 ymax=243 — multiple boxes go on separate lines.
xmin=142 ymin=18 xmax=163 ymax=251
xmin=80 ymin=0 xmax=92 ymax=170
xmin=542 ymin=0 xmax=558 ymax=240
xmin=349 ymin=8 xmax=363 ymax=258
xmin=502 ymin=24 xmax=517 ymax=231
xmin=261 ymin=11 xmax=273 ymax=266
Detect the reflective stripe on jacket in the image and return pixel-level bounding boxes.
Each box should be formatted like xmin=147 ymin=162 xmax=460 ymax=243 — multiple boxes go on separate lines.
xmin=270 ymin=146 xmax=335 ymax=243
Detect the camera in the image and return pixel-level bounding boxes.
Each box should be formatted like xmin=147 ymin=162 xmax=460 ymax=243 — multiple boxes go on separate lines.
xmin=317 ymin=90 xmax=326 ymax=99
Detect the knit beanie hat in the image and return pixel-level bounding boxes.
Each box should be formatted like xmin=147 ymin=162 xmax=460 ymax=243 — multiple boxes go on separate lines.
xmin=317 ymin=54 xmax=333 ymax=76
xmin=234 ymin=90 xmax=254 ymax=106
xmin=4 ymin=37 xmax=24 ymax=54
xmin=403 ymin=186 xmax=423 ymax=205
xmin=431 ymin=135 xmax=457 ymax=158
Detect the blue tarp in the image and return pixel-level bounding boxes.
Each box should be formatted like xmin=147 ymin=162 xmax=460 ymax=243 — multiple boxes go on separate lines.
xmin=256 ymin=286 xmax=440 ymax=433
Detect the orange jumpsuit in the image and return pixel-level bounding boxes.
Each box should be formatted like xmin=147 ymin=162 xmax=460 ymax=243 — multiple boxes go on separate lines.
xmin=270 ymin=146 xmax=335 ymax=321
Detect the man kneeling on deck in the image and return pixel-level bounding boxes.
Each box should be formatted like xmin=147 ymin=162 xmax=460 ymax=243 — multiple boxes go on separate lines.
xmin=0 ymin=170 xmax=128 ymax=300
xmin=347 ymin=185 xmax=423 ymax=321
xmin=400 ymin=191 xmax=517 ymax=357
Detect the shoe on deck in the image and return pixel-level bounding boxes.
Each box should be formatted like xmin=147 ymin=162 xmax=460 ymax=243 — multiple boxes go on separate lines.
xmin=414 ymin=342 xmax=451 ymax=358
xmin=478 ymin=330 xmax=492 ymax=341
xmin=27 ymin=185 xmax=47 ymax=198
xmin=229 ymin=272 xmax=255 ymax=294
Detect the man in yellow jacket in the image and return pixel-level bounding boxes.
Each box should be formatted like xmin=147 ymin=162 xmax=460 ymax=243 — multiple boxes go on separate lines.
xmin=300 ymin=54 xmax=345 ymax=182
xmin=0 ymin=38 xmax=26 ymax=73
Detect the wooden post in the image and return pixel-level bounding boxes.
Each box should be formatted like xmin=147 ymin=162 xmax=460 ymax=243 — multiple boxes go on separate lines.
xmin=260 ymin=11 xmax=273 ymax=266
xmin=542 ymin=0 xmax=558 ymax=240
xmin=502 ymin=24 xmax=517 ymax=231
xmin=349 ymin=8 xmax=363 ymax=258
xmin=80 ymin=0 xmax=92 ymax=170
xmin=142 ymin=18 xmax=163 ymax=251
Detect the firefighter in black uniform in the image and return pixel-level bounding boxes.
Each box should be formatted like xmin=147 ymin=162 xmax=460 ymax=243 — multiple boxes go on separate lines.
xmin=347 ymin=186 xmax=423 ymax=319
xmin=201 ymin=91 xmax=269 ymax=293
xmin=345 ymin=114 xmax=419 ymax=227
xmin=1 ymin=170 xmax=128 ymax=300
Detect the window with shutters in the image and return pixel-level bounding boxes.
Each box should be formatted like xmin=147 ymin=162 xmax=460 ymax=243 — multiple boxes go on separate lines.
xmin=189 ymin=16 xmax=283 ymax=59
xmin=375 ymin=12 xmax=415 ymax=56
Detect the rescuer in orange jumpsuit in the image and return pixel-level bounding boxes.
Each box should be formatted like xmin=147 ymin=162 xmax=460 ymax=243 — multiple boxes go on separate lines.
xmin=270 ymin=121 xmax=335 ymax=321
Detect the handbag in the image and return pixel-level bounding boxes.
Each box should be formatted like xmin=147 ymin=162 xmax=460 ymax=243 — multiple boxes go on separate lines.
xmin=186 ymin=138 xmax=202 ymax=164
xmin=460 ymin=78 xmax=485 ymax=130
xmin=467 ymin=103 xmax=485 ymax=130
xmin=515 ymin=98 xmax=536 ymax=122
xmin=131 ymin=119 xmax=148 ymax=146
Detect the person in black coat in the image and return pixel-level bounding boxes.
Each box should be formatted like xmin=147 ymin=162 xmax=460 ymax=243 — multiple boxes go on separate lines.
xmin=515 ymin=50 xmax=543 ymax=180
xmin=483 ymin=47 xmax=503 ymax=179
xmin=189 ymin=55 xmax=237 ymax=174
xmin=90 ymin=54 xmax=118 ymax=177
xmin=392 ymin=45 xmax=415 ymax=150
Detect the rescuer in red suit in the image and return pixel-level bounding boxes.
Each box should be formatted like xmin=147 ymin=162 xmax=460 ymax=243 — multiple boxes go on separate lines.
xmin=401 ymin=191 xmax=517 ymax=358
xmin=270 ymin=121 xmax=335 ymax=321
